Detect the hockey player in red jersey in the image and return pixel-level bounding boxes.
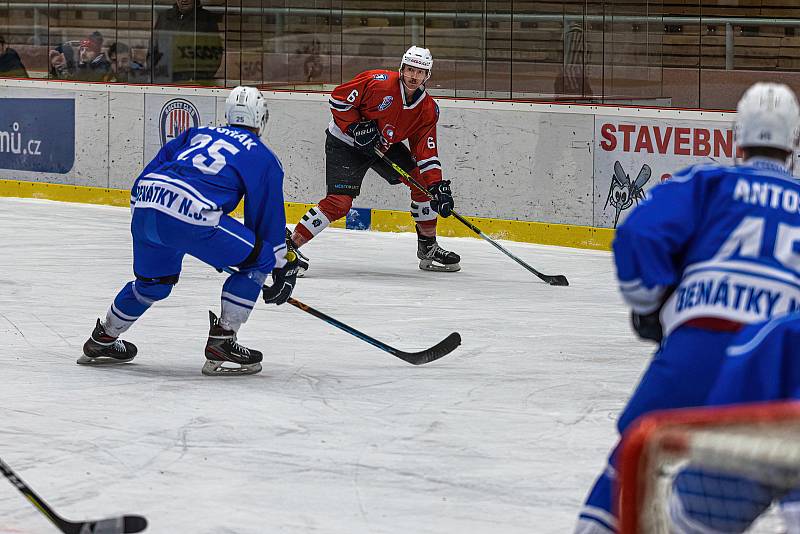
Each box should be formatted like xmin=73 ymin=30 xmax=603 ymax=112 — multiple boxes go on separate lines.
xmin=290 ymin=46 xmax=460 ymax=273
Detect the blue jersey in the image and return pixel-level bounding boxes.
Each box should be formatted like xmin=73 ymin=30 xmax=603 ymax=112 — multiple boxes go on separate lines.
xmin=131 ymin=125 xmax=286 ymax=261
xmin=614 ymin=158 xmax=800 ymax=336
xmin=706 ymin=313 xmax=800 ymax=404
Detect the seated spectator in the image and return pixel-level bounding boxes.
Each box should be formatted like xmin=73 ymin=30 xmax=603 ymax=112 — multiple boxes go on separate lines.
xmin=49 ymin=42 xmax=76 ymax=79
xmin=104 ymin=42 xmax=144 ymax=83
xmin=74 ymin=31 xmax=111 ymax=82
xmin=150 ymin=0 xmax=223 ymax=84
xmin=0 ymin=35 xmax=28 ymax=78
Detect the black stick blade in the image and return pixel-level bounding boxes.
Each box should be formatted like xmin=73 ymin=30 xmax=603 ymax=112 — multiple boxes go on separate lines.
xmin=393 ymin=332 xmax=461 ymax=365
xmin=544 ymin=274 xmax=569 ymax=286
xmin=84 ymin=515 xmax=148 ymax=533
xmin=123 ymin=515 xmax=148 ymax=533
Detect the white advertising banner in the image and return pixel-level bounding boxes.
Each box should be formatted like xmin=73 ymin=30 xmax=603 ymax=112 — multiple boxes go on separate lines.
xmin=17 ymin=79 xmax=800 ymax=234
xmin=593 ymin=115 xmax=737 ymax=228
xmin=143 ymin=94 xmax=218 ymax=164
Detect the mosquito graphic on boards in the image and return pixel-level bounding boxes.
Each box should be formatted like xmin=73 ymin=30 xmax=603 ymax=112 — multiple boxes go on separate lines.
xmin=604 ymin=160 xmax=653 ymax=228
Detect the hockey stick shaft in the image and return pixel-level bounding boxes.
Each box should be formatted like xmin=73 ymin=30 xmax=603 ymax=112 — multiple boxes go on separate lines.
xmin=375 ymin=148 xmax=569 ymax=286
xmin=0 ymin=457 xmax=66 ymax=531
xmin=221 ymin=267 xmax=459 ymax=364
xmin=0 ymin=457 xmax=147 ymax=533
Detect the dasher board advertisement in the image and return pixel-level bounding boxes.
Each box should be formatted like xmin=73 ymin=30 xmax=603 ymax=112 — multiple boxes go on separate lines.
xmin=593 ymin=115 xmax=737 ymax=228
xmin=0 ymin=98 xmax=75 ymax=174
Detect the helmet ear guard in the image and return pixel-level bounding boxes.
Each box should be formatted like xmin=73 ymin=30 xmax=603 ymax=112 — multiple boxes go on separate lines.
xmin=225 ymin=86 xmax=269 ymax=133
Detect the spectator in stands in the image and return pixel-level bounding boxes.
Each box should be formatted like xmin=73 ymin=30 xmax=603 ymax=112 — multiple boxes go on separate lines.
xmin=74 ymin=31 xmax=111 ymax=82
xmin=49 ymin=42 xmax=76 ymax=80
xmin=150 ymin=0 xmax=223 ymax=85
xmin=0 ymin=35 xmax=28 ymax=78
xmin=104 ymin=42 xmax=144 ymax=83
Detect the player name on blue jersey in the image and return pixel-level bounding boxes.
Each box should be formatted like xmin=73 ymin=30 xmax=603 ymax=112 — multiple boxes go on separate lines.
xmin=734 ymin=178 xmax=800 ymax=214
xmin=209 ymin=126 xmax=261 ymax=151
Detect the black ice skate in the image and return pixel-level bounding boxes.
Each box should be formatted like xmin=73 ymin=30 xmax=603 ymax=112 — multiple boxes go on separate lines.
xmin=203 ymin=311 xmax=263 ymax=376
xmin=286 ymin=227 xmax=310 ymax=277
xmin=78 ymin=319 xmax=138 ymax=365
xmin=417 ymin=231 xmax=461 ymax=272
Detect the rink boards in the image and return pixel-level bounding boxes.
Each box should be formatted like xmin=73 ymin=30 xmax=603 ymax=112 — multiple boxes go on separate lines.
xmin=0 ymin=79 xmax=755 ymax=249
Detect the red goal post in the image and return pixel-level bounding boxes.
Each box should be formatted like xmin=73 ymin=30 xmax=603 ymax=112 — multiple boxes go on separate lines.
xmin=617 ymin=401 xmax=800 ymax=534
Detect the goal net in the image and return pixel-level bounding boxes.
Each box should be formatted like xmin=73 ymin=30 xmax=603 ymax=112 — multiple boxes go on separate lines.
xmin=617 ymin=401 xmax=800 ymax=533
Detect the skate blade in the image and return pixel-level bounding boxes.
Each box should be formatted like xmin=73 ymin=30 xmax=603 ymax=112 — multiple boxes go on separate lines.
xmin=419 ymin=259 xmax=461 ymax=272
xmin=201 ymin=360 xmax=262 ymax=376
xmin=77 ymin=354 xmax=134 ymax=365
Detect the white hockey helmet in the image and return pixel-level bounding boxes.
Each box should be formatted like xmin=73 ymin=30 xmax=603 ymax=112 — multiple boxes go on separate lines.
xmin=225 ymin=86 xmax=268 ymax=133
xmin=735 ymin=82 xmax=800 ymax=153
xmin=400 ymin=46 xmax=433 ymax=81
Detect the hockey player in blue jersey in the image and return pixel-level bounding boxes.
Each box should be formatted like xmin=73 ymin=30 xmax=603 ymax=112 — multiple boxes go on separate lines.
xmin=80 ymin=86 xmax=298 ymax=376
xmin=575 ymin=82 xmax=800 ymax=533
xmin=665 ymin=313 xmax=800 ymax=532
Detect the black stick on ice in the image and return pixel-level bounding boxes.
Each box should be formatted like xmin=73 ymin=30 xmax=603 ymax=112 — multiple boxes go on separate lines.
xmin=0 ymin=457 xmax=147 ymax=534
xmin=223 ymin=267 xmax=460 ymax=365
xmin=375 ymin=148 xmax=570 ymax=286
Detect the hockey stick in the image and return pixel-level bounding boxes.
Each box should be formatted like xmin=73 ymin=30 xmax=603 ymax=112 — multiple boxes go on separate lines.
xmin=375 ymin=148 xmax=570 ymax=286
xmin=0 ymin=457 xmax=147 ymax=534
xmin=221 ymin=267 xmax=460 ymax=365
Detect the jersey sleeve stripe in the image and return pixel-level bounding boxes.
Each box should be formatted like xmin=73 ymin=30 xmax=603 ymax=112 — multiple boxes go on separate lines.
xmin=329 ymin=98 xmax=353 ymax=111
xmin=417 ymin=156 xmax=440 ymax=166
xmin=619 ymin=281 xmax=666 ymax=313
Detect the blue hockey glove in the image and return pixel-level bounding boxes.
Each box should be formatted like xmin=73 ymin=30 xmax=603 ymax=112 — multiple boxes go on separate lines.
xmin=428 ymin=180 xmax=454 ymax=217
xmin=347 ymin=120 xmax=380 ymax=153
xmin=262 ymin=251 xmax=299 ymax=305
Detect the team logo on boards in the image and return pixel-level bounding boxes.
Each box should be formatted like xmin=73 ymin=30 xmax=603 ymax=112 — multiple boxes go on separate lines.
xmin=378 ymin=95 xmax=394 ymax=111
xmin=604 ymin=161 xmax=652 ymax=228
xmin=159 ymin=98 xmax=200 ymax=147
xmin=373 ymin=73 xmax=388 ymax=80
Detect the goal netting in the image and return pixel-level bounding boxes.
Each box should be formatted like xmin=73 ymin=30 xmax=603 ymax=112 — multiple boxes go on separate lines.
xmin=617 ymin=401 xmax=800 ymax=533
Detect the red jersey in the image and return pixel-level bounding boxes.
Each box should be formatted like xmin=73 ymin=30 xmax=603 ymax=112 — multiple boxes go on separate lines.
xmin=328 ymin=69 xmax=443 ymax=185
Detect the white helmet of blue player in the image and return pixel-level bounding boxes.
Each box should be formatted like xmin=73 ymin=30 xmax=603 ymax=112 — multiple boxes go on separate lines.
xmin=225 ymin=86 xmax=268 ymax=134
xmin=400 ymin=46 xmax=433 ymax=82
xmin=735 ymin=82 xmax=800 ymax=154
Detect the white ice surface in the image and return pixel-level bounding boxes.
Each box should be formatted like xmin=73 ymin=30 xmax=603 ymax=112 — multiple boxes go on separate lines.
xmin=0 ymin=198 xmax=653 ymax=534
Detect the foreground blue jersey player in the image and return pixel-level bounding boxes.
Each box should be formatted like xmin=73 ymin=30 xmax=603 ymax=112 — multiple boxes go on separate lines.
xmin=663 ymin=313 xmax=800 ymax=533
xmin=576 ymin=82 xmax=800 ymax=532
xmin=79 ymin=86 xmax=299 ymax=376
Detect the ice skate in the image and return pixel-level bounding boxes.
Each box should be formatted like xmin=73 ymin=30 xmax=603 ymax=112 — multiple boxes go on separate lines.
xmin=203 ymin=311 xmax=263 ymax=376
xmin=417 ymin=232 xmax=461 ymax=272
xmin=78 ymin=319 xmax=138 ymax=365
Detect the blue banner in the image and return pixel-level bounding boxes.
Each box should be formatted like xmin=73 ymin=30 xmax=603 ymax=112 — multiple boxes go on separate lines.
xmin=0 ymin=98 xmax=75 ymax=173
